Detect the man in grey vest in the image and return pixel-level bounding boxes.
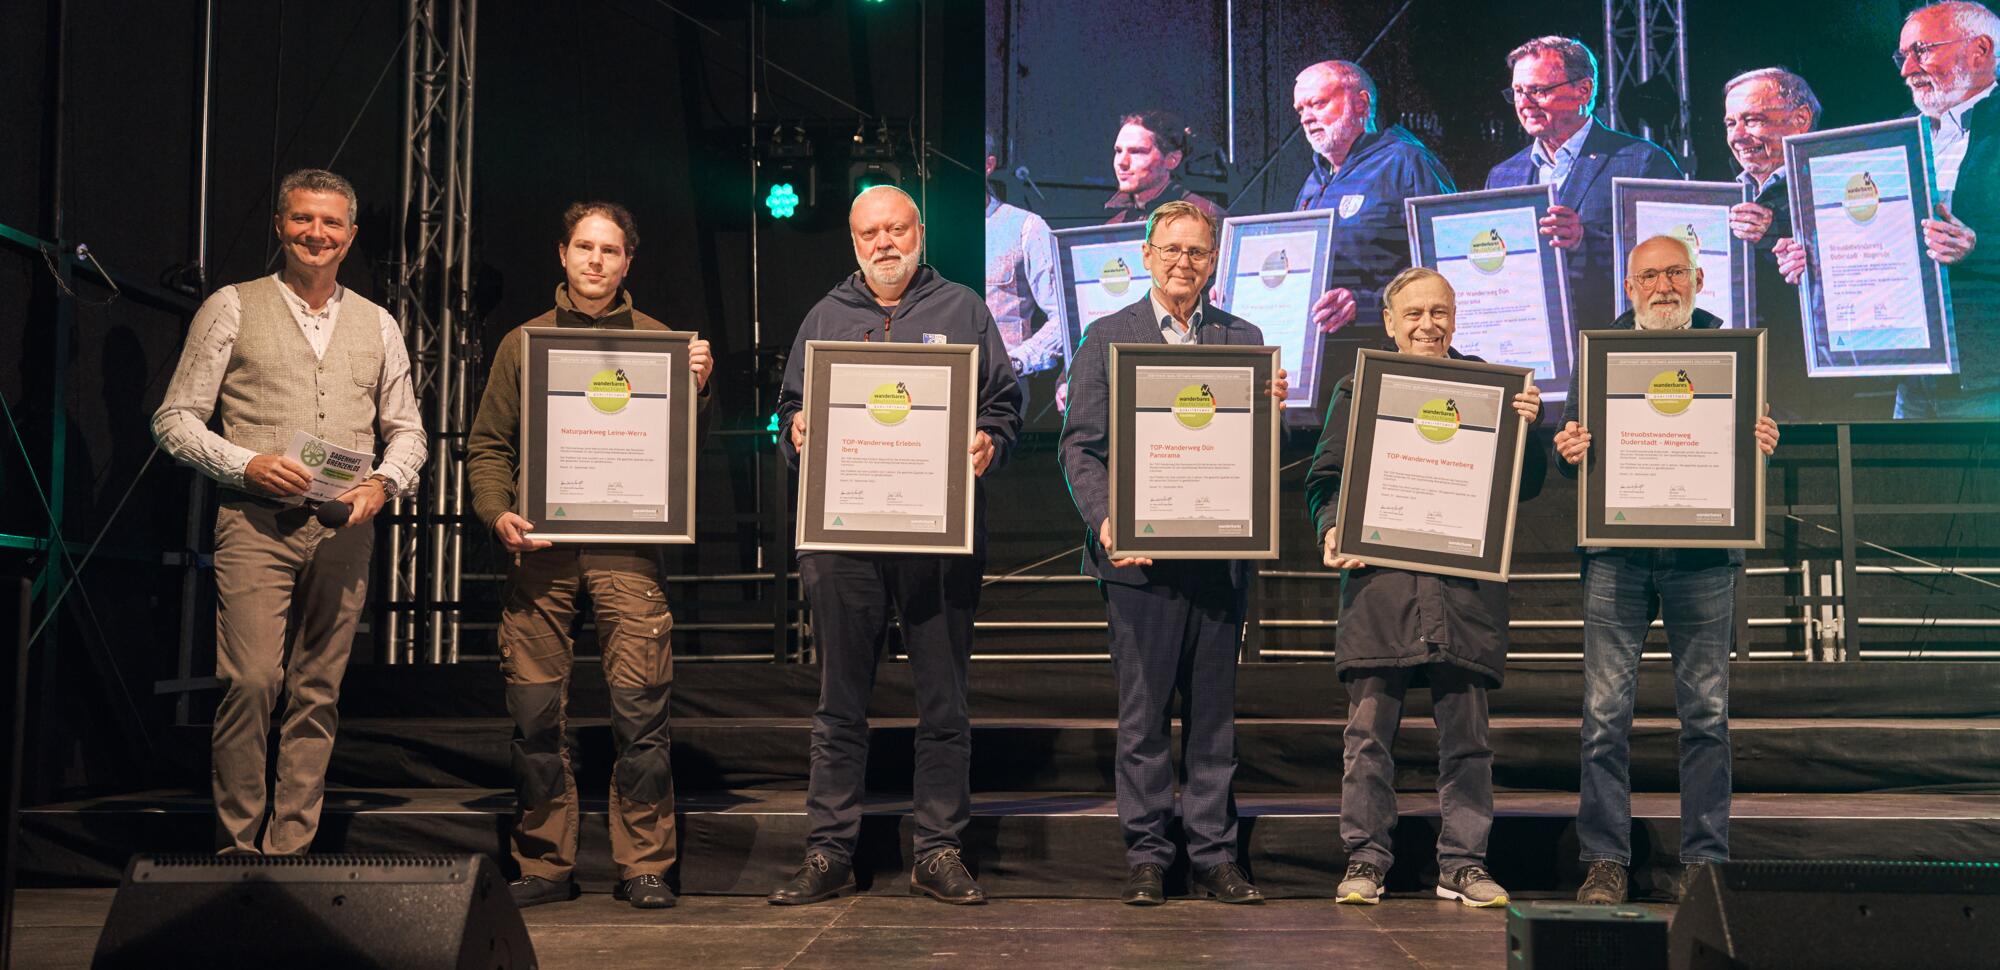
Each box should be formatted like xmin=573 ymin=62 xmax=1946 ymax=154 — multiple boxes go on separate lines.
xmin=153 ymin=168 xmax=427 ymax=854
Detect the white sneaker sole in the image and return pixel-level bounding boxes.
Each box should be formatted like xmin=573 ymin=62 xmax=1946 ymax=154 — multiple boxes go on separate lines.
xmin=1334 ymin=889 xmax=1382 ymax=905
xmin=1435 ymin=885 xmax=1509 ymax=908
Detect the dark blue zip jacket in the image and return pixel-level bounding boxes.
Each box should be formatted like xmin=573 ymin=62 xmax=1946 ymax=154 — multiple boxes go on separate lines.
xmin=777 ymin=263 xmax=1025 ymax=481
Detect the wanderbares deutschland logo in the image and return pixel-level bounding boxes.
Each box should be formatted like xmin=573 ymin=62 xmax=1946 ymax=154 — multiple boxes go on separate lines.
xmin=1647 ymin=369 xmax=1694 ymax=416
xmin=299 ymin=439 xmax=328 ymax=468
xmin=1259 ymin=248 xmax=1289 ymax=288
xmin=1843 ymin=172 xmax=1880 ymax=223
xmin=867 ymin=382 xmax=913 ymax=426
xmin=588 ymin=368 xmax=633 ymax=415
xmin=1468 ymin=229 xmax=1507 ymax=274
xmin=1100 ymin=256 xmax=1133 ymax=296
xmin=1173 ymin=383 xmax=1217 ymax=430
xmin=1414 ymin=398 xmax=1461 ymax=442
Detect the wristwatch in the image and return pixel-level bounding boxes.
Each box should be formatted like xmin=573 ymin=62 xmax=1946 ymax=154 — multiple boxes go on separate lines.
xmin=365 ymin=473 xmax=398 ymax=498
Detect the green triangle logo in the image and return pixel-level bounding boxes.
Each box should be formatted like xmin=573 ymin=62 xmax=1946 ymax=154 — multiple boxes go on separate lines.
xmin=1615 ymin=511 xmax=1627 ymax=521
xmin=554 ymin=507 xmax=567 ymax=517
xmin=833 ymin=516 xmax=844 ymax=526
xmin=1143 ymin=524 xmax=1156 ymax=534
xmin=1368 ymin=530 xmax=1382 ymax=541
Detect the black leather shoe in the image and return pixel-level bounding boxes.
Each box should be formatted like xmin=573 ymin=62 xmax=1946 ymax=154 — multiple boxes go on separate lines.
xmin=508 ymin=874 xmax=578 ymax=909
xmin=615 ymin=873 xmax=677 ymax=909
xmin=768 ymin=851 xmax=853 ymax=905
xmin=1121 ymin=864 xmax=1166 ymax=906
xmin=1192 ymin=862 xmax=1265 ymax=904
xmin=911 ymin=848 xmax=987 ymax=905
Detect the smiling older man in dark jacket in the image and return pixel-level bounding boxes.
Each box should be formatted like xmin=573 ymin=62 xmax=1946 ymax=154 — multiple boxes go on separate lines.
xmin=1306 ymin=266 xmax=1545 ymax=910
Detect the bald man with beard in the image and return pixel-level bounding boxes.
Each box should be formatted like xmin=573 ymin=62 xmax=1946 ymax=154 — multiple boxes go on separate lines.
xmin=769 ymin=187 xmax=1024 ymax=907
xmin=1555 ymin=236 xmax=1780 ymax=905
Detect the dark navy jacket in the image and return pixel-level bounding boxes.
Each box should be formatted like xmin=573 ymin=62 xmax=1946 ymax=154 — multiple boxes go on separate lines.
xmin=1058 ymin=294 xmax=1265 ymax=588
xmin=1486 ymin=121 xmax=1682 ymax=335
xmin=777 ymin=265 xmax=1025 ymax=544
xmin=1294 ymin=124 xmax=1457 ymax=326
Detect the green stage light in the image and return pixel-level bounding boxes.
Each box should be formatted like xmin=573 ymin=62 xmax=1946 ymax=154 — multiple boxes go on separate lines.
xmin=764 ymin=183 xmax=801 ymax=219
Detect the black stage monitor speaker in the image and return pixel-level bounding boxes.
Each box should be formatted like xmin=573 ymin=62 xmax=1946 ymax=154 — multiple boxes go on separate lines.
xmin=1507 ymin=901 xmax=1668 ymax=969
xmin=1670 ymin=860 xmax=2000 ymax=970
xmin=90 ymin=853 xmax=536 ymax=970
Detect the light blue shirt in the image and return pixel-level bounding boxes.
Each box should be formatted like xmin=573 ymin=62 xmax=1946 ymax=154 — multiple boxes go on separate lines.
xmin=1149 ymin=288 xmax=1203 ymax=344
xmin=984 ymin=195 xmax=1064 ymax=375
xmin=1531 ymin=117 xmax=1597 ymax=190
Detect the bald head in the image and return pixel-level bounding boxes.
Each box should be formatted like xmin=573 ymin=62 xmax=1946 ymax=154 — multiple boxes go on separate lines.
xmin=1293 ymin=60 xmax=1377 ymax=163
xmin=1625 ymin=234 xmax=1702 ymax=330
xmin=850 ymin=185 xmax=924 ymax=300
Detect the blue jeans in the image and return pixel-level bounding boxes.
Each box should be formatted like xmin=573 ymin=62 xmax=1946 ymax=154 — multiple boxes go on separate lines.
xmin=1577 ymin=550 xmax=1736 ymax=866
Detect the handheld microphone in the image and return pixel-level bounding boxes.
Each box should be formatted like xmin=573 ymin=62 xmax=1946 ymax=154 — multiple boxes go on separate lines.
xmin=1013 ymin=165 xmax=1048 ymax=201
xmin=315 ymin=500 xmax=352 ymax=528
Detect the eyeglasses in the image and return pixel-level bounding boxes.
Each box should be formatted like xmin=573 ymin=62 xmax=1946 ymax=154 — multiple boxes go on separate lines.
xmin=1629 ymin=266 xmax=1693 ymax=288
xmin=1146 ymin=243 xmax=1215 ymax=265
xmin=1503 ymin=76 xmax=1588 ymax=106
xmin=1892 ymin=37 xmax=1972 ymax=70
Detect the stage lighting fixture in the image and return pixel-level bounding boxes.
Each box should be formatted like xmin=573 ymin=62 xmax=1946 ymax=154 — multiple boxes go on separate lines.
xmin=759 ymin=123 xmax=816 ymax=221
xmin=847 ymin=120 xmax=903 ymax=196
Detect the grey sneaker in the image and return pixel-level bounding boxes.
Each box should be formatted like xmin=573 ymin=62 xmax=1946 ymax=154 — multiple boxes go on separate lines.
xmin=1436 ymin=864 xmax=1509 ymax=908
xmin=1335 ymin=861 xmax=1384 ymax=905
xmin=1577 ymin=860 xmax=1628 ymax=905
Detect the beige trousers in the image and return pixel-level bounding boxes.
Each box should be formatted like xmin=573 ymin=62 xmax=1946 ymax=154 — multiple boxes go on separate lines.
xmin=210 ymin=498 xmax=373 ymax=854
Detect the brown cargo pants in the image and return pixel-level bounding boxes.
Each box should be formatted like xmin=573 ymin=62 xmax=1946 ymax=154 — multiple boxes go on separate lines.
xmin=499 ymin=546 xmax=677 ymax=880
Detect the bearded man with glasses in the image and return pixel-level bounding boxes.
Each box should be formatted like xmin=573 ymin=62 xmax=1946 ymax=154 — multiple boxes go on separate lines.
xmin=1554 ymin=235 xmax=1781 ymax=906
xmin=1058 ymin=200 xmax=1289 ymax=906
xmin=1485 ymin=36 xmax=1682 ymax=332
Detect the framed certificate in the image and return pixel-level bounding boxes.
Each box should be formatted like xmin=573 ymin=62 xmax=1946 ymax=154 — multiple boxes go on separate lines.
xmin=1406 ymin=184 xmax=1575 ymax=401
xmin=1577 ymin=328 xmax=1767 ymax=548
xmin=1052 ymin=222 xmax=1149 ymax=368
xmin=1783 ymin=118 xmax=1956 ymax=378
xmin=1216 ymin=208 xmax=1335 ymax=425
xmin=519 ymin=327 xmax=698 ymax=544
xmin=1613 ymin=178 xmax=1754 ymax=327
xmin=794 ymin=341 xmax=978 ymax=555
xmin=1108 ymin=344 xmax=1280 ymax=559
xmin=1328 ymin=349 xmax=1533 ymax=581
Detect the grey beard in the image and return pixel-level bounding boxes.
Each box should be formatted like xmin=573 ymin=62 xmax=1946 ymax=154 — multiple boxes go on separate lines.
xmin=1634 ymin=301 xmax=1695 ymax=330
xmin=857 ymin=250 xmax=917 ymax=288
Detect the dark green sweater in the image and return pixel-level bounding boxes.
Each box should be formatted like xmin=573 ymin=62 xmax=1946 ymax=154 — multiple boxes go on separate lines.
xmin=466 ymin=284 xmax=714 ymax=528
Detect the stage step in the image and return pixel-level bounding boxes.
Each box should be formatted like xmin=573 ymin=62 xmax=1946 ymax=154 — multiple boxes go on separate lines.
xmin=22 ymin=788 xmax=2000 ymax=898
xmin=146 ymin=714 xmax=2000 ymax=796
xmin=329 ymin=660 xmax=2000 ymax=720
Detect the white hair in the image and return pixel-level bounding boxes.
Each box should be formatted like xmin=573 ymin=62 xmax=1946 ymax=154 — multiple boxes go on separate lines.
xmin=1911 ymin=2 xmax=2000 ymax=72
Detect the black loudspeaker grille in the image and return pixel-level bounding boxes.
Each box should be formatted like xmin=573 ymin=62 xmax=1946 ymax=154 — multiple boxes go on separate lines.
xmin=130 ymin=853 xmax=472 ymax=884
xmin=1717 ymin=859 xmax=2000 ymax=894
xmin=92 ymin=853 xmax=535 ymax=970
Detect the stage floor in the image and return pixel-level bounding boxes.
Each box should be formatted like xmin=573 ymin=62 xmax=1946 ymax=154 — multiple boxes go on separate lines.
xmin=10 ymin=887 xmax=1654 ymax=969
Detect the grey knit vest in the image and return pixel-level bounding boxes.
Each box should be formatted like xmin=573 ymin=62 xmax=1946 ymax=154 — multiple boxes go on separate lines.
xmin=217 ymin=275 xmax=384 ymax=458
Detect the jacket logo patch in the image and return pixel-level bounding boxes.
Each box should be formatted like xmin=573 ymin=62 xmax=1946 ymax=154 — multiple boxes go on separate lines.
xmin=1338 ymin=194 xmax=1365 ymax=219
xmin=923 ymin=333 xmax=947 ymax=344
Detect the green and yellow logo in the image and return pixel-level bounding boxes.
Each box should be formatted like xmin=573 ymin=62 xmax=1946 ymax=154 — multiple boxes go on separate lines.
xmin=1172 ymin=383 xmax=1218 ymax=430
xmin=1646 ymin=369 xmax=1694 ymax=416
xmin=299 ymin=440 xmax=328 ymax=468
xmin=1670 ymin=222 xmax=1701 ymax=253
xmin=1100 ymin=256 xmax=1133 ymax=296
xmin=587 ymin=368 xmax=633 ymax=414
xmin=1259 ymin=247 xmax=1289 ymax=289
xmin=1468 ymin=228 xmax=1508 ymax=274
xmin=1414 ymin=398 xmax=1461 ymax=442
xmin=1843 ymin=171 xmax=1880 ymax=224
xmin=867 ymin=382 xmax=914 ymax=426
